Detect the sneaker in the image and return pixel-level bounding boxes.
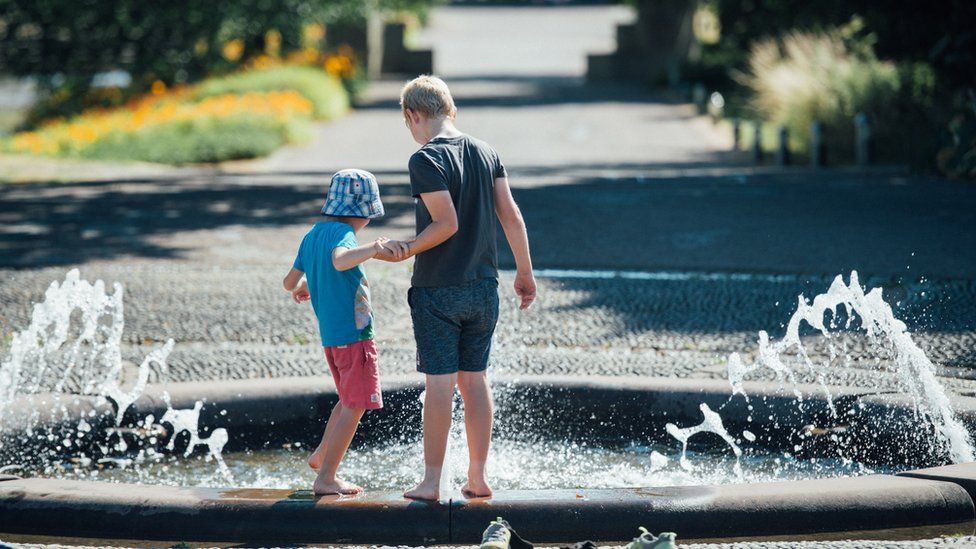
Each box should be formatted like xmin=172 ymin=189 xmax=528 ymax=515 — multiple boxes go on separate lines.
xmin=626 ymin=527 xmax=677 ymax=549
xmin=481 ymin=516 xmax=512 ymax=549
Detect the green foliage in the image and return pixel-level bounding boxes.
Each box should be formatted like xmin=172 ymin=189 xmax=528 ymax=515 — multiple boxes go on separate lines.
xmin=708 ymin=0 xmax=976 ymax=89
xmin=78 ymin=115 xmax=300 ymax=165
xmin=938 ymin=94 xmax=976 ymax=180
xmin=195 ymin=65 xmax=349 ymax=120
xmin=0 ymin=0 xmax=435 ymax=123
xmin=738 ymin=27 xmax=904 ymax=163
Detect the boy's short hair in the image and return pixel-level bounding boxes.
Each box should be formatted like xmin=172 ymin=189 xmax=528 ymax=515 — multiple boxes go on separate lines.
xmin=400 ymin=75 xmax=457 ymax=119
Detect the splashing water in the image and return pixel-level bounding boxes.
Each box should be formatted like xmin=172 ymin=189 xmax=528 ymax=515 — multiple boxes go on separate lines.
xmin=0 ymin=270 xmax=231 ymax=480
xmin=726 ymin=271 xmax=974 ymax=464
xmin=417 ymin=388 xmax=465 ymax=496
xmin=666 ymin=403 xmax=743 ymax=477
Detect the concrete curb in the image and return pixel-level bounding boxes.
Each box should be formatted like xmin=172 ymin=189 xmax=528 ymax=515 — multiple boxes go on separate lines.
xmin=898 ymin=462 xmax=976 ymax=502
xmin=0 ymin=477 xmax=449 ymax=545
xmin=0 ymin=475 xmax=971 ymax=544
xmin=4 ymin=377 xmax=976 ymax=543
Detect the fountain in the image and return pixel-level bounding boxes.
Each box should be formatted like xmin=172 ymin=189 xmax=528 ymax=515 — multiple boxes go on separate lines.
xmin=1 ymin=269 xmax=975 ymax=545
xmin=0 ymin=269 xmax=229 ymax=479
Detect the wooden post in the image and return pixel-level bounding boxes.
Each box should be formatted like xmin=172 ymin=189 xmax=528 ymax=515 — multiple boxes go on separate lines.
xmin=855 ymin=113 xmax=873 ymax=166
xmin=692 ymin=83 xmax=706 ymax=115
xmin=810 ymin=121 xmax=826 ymax=167
xmin=752 ymin=121 xmax=763 ymax=164
xmin=777 ymin=125 xmax=790 ymax=166
xmin=732 ymin=119 xmax=741 ymax=151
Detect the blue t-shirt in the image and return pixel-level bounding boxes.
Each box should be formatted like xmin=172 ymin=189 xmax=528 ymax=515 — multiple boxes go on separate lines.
xmin=292 ymin=221 xmax=374 ymax=347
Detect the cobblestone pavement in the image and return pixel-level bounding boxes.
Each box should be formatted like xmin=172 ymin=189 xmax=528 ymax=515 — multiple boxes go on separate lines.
xmin=2 ymin=5 xmax=976 ymax=549
xmin=2 ymin=263 xmax=975 ymax=395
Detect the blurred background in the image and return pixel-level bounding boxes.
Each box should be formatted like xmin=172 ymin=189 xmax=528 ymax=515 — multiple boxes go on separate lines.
xmin=0 ymin=0 xmax=973 ymax=176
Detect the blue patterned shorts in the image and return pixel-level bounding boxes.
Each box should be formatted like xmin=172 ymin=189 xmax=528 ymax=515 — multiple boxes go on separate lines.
xmin=408 ymin=278 xmax=499 ymax=375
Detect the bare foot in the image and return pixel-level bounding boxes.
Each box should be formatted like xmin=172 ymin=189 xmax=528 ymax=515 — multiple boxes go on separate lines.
xmin=307 ymin=446 xmax=326 ymax=472
xmin=461 ymin=478 xmax=493 ymax=498
xmin=313 ymin=476 xmax=363 ymax=495
xmin=403 ymin=480 xmax=440 ymax=501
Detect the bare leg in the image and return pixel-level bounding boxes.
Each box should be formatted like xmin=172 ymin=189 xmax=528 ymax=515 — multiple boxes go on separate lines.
xmin=308 ymin=402 xmax=342 ymax=471
xmin=457 ymin=370 xmax=493 ymax=497
xmin=404 ymin=373 xmax=457 ymax=501
xmin=312 ymin=404 xmax=366 ymax=495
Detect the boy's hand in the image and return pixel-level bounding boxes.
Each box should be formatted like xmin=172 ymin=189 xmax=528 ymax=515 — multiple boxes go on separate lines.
xmin=373 ymin=237 xmax=396 ymax=258
xmin=514 ymin=271 xmax=537 ymax=310
xmin=374 ymin=238 xmax=411 ymax=262
xmin=291 ymin=281 xmax=310 ymax=304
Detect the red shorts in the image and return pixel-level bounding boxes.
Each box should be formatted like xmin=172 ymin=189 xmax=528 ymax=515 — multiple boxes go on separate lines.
xmin=324 ymin=339 xmax=383 ymax=410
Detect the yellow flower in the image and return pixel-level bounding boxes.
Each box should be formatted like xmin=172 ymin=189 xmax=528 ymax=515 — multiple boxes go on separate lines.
xmin=324 ymin=54 xmax=353 ymax=77
xmin=222 ymin=39 xmax=244 ymax=62
xmin=194 ymin=39 xmax=209 ymax=56
xmin=303 ymin=23 xmax=326 ymax=45
xmin=151 ymin=80 xmax=167 ymax=95
xmin=252 ymin=54 xmax=275 ymax=70
xmin=264 ymin=29 xmax=282 ymax=56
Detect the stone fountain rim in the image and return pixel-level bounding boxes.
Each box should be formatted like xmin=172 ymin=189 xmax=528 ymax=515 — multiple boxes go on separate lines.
xmin=3 ymin=375 xmax=976 ymax=544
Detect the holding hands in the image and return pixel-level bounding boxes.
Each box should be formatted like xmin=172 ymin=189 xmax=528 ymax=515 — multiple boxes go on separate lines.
xmin=373 ymin=237 xmax=412 ymax=262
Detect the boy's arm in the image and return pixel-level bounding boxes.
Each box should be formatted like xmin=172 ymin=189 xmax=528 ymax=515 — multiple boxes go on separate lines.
xmin=404 ymin=190 xmax=458 ymax=256
xmin=283 ymin=268 xmax=310 ymax=303
xmin=333 ymin=238 xmax=404 ymax=271
xmin=493 ymin=176 xmax=536 ymax=310
xmin=282 ymin=268 xmax=304 ymax=291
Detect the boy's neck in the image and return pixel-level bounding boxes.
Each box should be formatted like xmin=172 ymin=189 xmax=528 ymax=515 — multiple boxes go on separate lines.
xmin=323 ymin=216 xmax=368 ymax=232
xmin=424 ymin=118 xmax=462 ymax=143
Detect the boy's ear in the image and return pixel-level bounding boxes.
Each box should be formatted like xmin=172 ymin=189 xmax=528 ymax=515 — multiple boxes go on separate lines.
xmin=405 ymin=108 xmax=422 ymax=125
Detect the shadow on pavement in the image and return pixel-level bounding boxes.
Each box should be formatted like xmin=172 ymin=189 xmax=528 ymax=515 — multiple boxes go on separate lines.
xmin=492 ymin=168 xmax=976 ymax=335
xmin=0 ymin=177 xmax=415 ymax=268
xmin=358 ymin=77 xmax=689 ymax=110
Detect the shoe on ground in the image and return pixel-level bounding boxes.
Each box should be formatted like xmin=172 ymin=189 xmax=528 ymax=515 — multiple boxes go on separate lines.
xmin=481 ymin=516 xmax=512 ymax=549
xmin=626 ymin=527 xmax=677 ymax=549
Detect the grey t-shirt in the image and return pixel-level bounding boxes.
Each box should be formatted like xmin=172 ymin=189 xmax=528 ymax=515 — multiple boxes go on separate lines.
xmin=409 ymin=134 xmax=507 ymax=288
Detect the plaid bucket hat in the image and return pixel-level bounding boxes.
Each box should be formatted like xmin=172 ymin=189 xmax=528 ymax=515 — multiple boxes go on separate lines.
xmin=321 ymin=168 xmax=385 ymax=219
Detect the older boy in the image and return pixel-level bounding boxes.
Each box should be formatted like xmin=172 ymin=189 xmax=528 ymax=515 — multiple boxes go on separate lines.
xmin=282 ymin=169 xmax=406 ymax=495
xmin=398 ymin=75 xmax=536 ymax=501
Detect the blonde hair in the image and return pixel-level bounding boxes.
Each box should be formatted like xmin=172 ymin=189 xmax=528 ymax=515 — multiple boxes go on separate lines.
xmin=400 ymin=75 xmax=457 ymax=119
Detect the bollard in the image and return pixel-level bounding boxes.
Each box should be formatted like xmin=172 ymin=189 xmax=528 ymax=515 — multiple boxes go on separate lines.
xmin=732 ymin=119 xmax=741 ymax=151
xmin=752 ymin=121 xmax=763 ymax=164
xmin=810 ymin=121 xmax=826 ymax=167
xmin=855 ymin=113 xmax=873 ymax=166
xmin=777 ymin=125 xmax=790 ymax=166
xmin=708 ymin=92 xmax=725 ymax=123
xmin=692 ymin=83 xmax=706 ymax=115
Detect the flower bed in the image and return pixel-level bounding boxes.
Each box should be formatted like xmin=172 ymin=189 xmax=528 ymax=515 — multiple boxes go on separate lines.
xmin=2 ymin=66 xmax=348 ymax=165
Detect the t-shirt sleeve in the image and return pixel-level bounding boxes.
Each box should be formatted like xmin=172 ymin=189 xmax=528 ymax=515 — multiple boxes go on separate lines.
xmin=335 ymin=227 xmax=358 ymax=250
xmin=292 ymin=235 xmax=306 ymax=272
xmin=493 ymin=150 xmax=507 ymax=179
xmin=409 ymin=151 xmax=449 ymax=197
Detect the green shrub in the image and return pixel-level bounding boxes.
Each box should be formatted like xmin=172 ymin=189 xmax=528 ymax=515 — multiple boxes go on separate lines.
xmin=195 ymin=65 xmax=349 ymax=120
xmin=938 ymin=96 xmax=976 ymax=180
xmin=78 ymin=115 xmax=300 ymax=165
xmin=739 ymin=27 xmax=902 ymax=162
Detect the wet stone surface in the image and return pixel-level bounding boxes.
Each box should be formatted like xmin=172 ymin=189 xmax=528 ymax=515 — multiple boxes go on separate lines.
xmin=7 ymin=538 xmax=976 ymax=548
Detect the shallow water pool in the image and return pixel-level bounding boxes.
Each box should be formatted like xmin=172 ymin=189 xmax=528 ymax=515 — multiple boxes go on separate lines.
xmin=32 ymin=436 xmax=888 ymax=491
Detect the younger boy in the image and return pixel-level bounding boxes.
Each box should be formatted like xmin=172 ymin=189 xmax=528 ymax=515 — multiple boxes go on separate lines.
xmin=282 ymin=168 xmax=406 ymax=495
